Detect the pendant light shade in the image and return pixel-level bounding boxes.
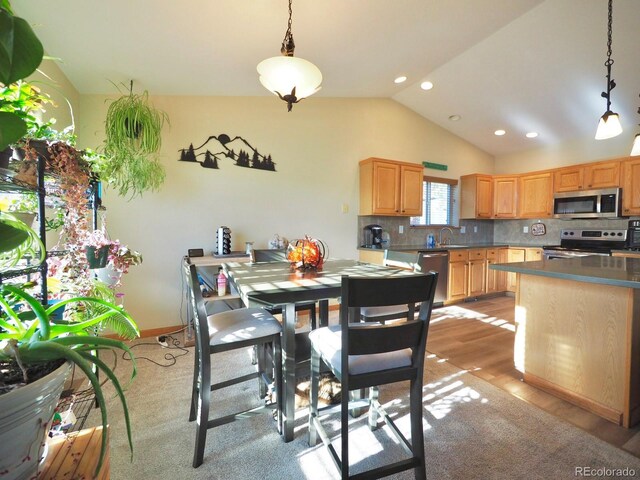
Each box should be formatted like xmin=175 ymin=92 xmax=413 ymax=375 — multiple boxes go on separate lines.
xmin=257 ymin=56 xmax=322 ymax=103
xmin=595 ymin=0 xmax=622 ymax=140
xmin=257 ymin=0 xmax=321 ymax=112
xmin=595 ymin=111 xmax=623 ymax=140
xmin=631 ymin=134 xmax=640 ymax=157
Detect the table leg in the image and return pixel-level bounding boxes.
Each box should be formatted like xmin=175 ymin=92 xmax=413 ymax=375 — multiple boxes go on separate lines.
xmin=282 ymin=302 xmax=296 ymax=442
xmin=319 ymin=299 xmax=329 ymax=327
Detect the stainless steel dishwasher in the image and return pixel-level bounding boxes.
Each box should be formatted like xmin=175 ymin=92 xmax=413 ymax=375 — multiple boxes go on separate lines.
xmin=418 ymin=251 xmax=449 ymax=305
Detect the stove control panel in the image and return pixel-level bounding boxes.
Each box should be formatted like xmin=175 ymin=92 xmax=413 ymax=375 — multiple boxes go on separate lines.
xmin=560 ymin=229 xmax=627 ymax=241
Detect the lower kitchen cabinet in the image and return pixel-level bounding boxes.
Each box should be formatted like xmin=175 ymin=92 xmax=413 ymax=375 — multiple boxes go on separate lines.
xmin=358 ymin=249 xmax=384 ymax=265
xmin=486 ymin=248 xmax=508 ymax=293
xmin=468 ymin=249 xmax=486 ymax=297
xmin=506 ymin=248 xmax=526 ymax=292
xmin=447 ymin=250 xmax=469 ymax=302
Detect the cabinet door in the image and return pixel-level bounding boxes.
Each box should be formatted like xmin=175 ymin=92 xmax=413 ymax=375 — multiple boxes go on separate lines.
xmin=584 ymin=161 xmax=620 ymax=189
xmin=519 ymin=172 xmax=553 ymax=218
xmin=447 ymin=261 xmax=468 ymax=301
xmin=507 ymin=248 xmax=525 ymax=292
xmin=493 ymin=176 xmax=518 ymax=218
xmin=496 ymin=248 xmax=508 ymax=292
xmin=486 ymin=260 xmax=498 ymax=293
xmin=372 ymin=161 xmax=400 ymax=215
xmin=476 ymin=176 xmax=493 ymax=218
xmin=399 ymin=164 xmax=424 ymax=216
xmin=468 ymin=260 xmax=486 ymax=297
xmin=622 ymin=158 xmax=640 ymax=216
xmin=554 ymin=167 xmax=583 ymax=192
xmin=525 ymin=248 xmax=543 ymax=262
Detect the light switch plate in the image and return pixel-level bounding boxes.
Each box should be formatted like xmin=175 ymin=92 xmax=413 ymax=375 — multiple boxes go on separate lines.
xmin=460 ymin=226 xmax=466 ymax=234
xmin=523 ymin=226 xmax=529 ymax=233
xmin=399 ymin=225 xmax=404 ymax=234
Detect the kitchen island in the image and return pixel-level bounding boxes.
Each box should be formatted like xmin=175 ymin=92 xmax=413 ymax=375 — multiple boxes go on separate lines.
xmin=491 ymin=256 xmax=640 ymax=427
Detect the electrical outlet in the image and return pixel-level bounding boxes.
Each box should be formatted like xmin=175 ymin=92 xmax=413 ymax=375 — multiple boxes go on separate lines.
xmin=523 ymin=226 xmax=529 ymax=233
xmin=399 ymin=225 xmax=404 ymax=234
xmin=473 ymin=226 xmax=478 ymax=233
xmin=341 ymin=203 xmax=349 ymax=214
xmin=460 ymin=226 xmax=466 ymax=234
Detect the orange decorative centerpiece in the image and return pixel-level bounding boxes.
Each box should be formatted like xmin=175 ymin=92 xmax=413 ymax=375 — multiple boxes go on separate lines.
xmin=286 ymin=235 xmax=327 ymax=271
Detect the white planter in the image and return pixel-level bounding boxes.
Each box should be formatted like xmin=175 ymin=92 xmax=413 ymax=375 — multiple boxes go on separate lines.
xmin=0 ymin=361 xmax=71 ymax=480
xmin=95 ymin=264 xmax=123 ymax=286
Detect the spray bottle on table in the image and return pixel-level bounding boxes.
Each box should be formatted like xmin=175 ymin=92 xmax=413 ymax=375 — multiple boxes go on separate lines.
xmin=217 ymin=268 xmax=227 ymax=296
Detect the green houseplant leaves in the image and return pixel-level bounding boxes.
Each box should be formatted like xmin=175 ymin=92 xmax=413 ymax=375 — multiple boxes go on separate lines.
xmin=0 ymin=4 xmax=44 ymax=150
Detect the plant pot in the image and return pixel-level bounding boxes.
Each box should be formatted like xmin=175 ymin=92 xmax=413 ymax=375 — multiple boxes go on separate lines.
xmin=0 ymin=361 xmax=71 ymax=480
xmin=13 ymin=140 xmax=50 ymax=162
xmin=95 ymin=264 xmax=123 ymax=286
xmin=86 ymin=245 xmax=110 ymax=269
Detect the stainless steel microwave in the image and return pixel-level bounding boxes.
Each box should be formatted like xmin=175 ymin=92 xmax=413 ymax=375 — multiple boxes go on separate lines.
xmin=553 ymin=187 xmax=622 ymax=219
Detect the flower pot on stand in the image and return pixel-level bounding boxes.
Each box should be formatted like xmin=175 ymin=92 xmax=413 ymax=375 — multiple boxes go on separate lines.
xmin=0 ymin=146 xmax=13 ymax=169
xmin=86 ymin=245 xmax=110 ymax=269
xmin=0 ymin=361 xmax=71 ymax=480
xmin=95 ymin=264 xmax=123 ymax=286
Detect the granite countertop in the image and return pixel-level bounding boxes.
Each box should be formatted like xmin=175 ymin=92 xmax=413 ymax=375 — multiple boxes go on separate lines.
xmin=490 ymin=256 xmax=640 ymax=289
xmin=358 ymin=243 xmax=535 ymax=252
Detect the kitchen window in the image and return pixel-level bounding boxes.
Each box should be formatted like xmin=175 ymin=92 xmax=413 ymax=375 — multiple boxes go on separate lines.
xmin=410 ymin=176 xmax=458 ymax=226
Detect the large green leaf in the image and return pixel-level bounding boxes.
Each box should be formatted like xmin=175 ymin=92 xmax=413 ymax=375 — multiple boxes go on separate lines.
xmin=0 ymin=110 xmax=27 ymax=150
xmin=0 ymin=221 xmax=29 ymax=253
xmin=0 ymin=9 xmax=44 ymax=85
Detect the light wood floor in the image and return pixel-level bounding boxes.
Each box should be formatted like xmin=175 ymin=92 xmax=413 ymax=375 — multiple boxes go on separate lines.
xmin=427 ymin=295 xmax=640 ymax=458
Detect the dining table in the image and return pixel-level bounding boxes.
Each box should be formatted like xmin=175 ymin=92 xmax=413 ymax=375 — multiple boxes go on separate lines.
xmin=222 ymin=258 xmax=420 ymax=442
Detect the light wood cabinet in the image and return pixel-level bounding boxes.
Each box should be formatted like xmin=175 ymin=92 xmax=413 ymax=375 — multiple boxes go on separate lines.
xmin=447 ymin=250 xmax=469 ymax=302
xmin=554 ymin=160 xmax=620 ymax=193
xmin=518 ymin=172 xmax=553 ymax=218
xmin=525 ymin=247 xmax=543 ymax=262
xmin=460 ymin=174 xmax=493 ymax=219
xmin=486 ymin=248 xmax=508 ymax=293
xmin=493 ymin=176 xmax=518 ymax=218
xmin=506 ymin=248 xmax=526 ymax=292
xmin=468 ymin=249 xmax=486 ymax=297
xmin=358 ymin=249 xmax=385 ymax=265
xmin=622 ymin=157 xmax=640 ymax=216
xmin=359 ymin=158 xmax=423 ymax=216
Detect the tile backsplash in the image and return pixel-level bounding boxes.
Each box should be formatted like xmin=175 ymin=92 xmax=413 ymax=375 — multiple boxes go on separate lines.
xmin=358 ymin=215 xmax=639 ymax=248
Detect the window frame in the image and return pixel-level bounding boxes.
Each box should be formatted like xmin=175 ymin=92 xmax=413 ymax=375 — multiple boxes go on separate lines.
xmin=410 ymin=175 xmax=458 ymax=228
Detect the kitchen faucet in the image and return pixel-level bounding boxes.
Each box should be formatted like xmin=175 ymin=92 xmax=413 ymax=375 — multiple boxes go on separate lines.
xmin=438 ymin=227 xmax=454 ymax=246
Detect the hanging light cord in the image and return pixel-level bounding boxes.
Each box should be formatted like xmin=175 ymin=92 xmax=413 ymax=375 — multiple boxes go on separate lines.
xmin=601 ymin=0 xmax=616 ymax=112
xmin=280 ymin=0 xmax=295 ymax=56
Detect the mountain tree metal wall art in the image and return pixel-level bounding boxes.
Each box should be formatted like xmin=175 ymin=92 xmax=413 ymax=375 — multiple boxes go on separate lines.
xmin=178 ymin=133 xmax=276 ymax=172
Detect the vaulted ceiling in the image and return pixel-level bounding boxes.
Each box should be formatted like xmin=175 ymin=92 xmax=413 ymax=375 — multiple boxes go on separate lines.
xmin=14 ymin=0 xmax=640 ymax=157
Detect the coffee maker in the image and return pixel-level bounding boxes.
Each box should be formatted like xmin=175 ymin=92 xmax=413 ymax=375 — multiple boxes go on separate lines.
xmin=363 ymin=224 xmax=383 ymax=249
xmin=628 ymin=220 xmax=640 ymax=249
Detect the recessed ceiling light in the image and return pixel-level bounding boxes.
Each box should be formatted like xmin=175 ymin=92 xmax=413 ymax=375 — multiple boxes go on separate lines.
xmin=420 ymin=81 xmax=434 ymax=90
xmin=394 ymin=76 xmax=407 ymax=84
xmin=448 ymin=115 xmax=461 ymax=122
xmin=526 ymin=132 xmax=538 ymax=138
xmin=494 ymin=129 xmax=506 ymax=136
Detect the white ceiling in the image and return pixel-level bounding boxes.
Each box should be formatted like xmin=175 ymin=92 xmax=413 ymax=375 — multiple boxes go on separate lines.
xmin=14 ymin=0 xmax=640 ymax=157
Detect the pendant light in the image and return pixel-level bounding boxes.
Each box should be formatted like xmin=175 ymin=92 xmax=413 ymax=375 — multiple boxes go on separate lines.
xmin=595 ymin=0 xmax=622 ymax=140
xmin=257 ymin=0 xmax=322 ymax=112
xmin=631 ymin=97 xmax=640 ymax=156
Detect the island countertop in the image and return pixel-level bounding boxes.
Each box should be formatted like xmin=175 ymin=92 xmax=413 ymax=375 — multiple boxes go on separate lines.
xmin=490 ymin=256 xmax=640 ymax=289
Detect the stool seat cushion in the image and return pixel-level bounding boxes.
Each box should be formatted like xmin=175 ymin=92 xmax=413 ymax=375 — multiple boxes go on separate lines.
xmin=309 ymin=325 xmax=412 ymax=376
xmin=207 ymin=308 xmax=282 ymax=346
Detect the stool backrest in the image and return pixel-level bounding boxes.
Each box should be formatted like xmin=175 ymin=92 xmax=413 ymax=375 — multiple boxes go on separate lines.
xmin=341 ymin=272 xmax=438 ymax=361
xmin=253 ymin=249 xmax=287 ymax=263
xmin=185 ymin=263 xmax=210 ymax=354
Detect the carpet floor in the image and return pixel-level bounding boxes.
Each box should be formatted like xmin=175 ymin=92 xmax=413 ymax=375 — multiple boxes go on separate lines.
xmin=87 ymin=341 xmax=640 ymax=479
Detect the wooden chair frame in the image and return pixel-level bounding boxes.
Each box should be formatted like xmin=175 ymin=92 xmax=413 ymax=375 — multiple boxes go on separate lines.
xmin=185 ymin=263 xmax=282 ymax=468
xmin=308 ymin=273 xmax=438 ymax=480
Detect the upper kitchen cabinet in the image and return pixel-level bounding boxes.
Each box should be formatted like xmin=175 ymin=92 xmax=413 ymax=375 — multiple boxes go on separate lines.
xmin=359 ymin=158 xmax=423 ymax=216
xmin=460 ymin=174 xmax=493 ymax=219
xmin=493 ymin=175 xmax=518 ymax=218
xmin=554 ymin=160 xmax=620 ymax=192
xmin=622 ymin=157 xmax=640 ymax=216
xmin=519 ymin=171 xmax=553 ymax=218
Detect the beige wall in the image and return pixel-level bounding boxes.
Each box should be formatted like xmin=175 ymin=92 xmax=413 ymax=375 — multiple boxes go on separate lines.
xmin=72 ymin=95 xmax=493 ymax=331
xmin=494 ymin=132 xmax=635 ymax=174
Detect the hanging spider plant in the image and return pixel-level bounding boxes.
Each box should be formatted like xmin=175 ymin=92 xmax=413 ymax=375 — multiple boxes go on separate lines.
xmin=103 ymin=84 xmax=168 ymax=198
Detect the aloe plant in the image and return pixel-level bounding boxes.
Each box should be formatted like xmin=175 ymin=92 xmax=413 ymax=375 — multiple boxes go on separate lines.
xmin=0 ymin=216 xmax=140 ymax=477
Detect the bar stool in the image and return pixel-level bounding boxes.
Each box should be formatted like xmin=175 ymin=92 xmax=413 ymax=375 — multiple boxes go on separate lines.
xmin=185 ymin=264 xmax=282 ymax=468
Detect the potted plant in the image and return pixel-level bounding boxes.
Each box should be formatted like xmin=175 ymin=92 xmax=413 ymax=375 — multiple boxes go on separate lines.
xmin=102 ymin=85 xmax=168 ymax=198
xmin=0 ymin=215 xmax=139 ymax=480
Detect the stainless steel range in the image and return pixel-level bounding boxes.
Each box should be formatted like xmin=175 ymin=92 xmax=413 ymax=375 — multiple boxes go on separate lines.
xmin=542 ymin=228 xmax=627 ymax=259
